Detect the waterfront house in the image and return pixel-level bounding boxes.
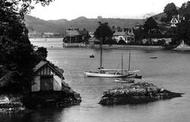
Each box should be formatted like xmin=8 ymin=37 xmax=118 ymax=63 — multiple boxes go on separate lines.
xmin=32 ymin=60 xmax=65 ymax=92
xmin=113 ymin=31 xmax=126 ymax=43
xmin=170 ymin=16 xmax=179 ymax=27
xmin=112 ymin=28 xmax=135 ymax=44
xmin=63 ymin=29 xmax=82 ymax=43
xmin=63 ymin=28 xmax=90 ymax=44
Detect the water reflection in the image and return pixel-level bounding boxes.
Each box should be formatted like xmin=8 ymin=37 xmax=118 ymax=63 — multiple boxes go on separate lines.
xmin=0 ymin=109 xmax=61 ymax=122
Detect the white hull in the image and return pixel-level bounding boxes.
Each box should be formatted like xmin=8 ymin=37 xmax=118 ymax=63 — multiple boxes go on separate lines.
xmin=84 ymin=71 xmax=131 ymax=78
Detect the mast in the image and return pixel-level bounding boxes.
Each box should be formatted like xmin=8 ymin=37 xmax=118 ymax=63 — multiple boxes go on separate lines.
xmin=128 ymin=50 xmax=131 ymax=71
xmin=121 ymin=53 xmax=123 ymax=74
xmin=100 ymin=38 xmax=103 ymax=69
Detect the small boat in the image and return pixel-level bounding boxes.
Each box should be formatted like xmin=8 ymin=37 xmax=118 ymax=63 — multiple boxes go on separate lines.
xmin=89 ymin=54 xmax=95 ymax=58
xmin=85 ymin=70 xmax=134 ymax=78
xmin=150 ymin=56 xmax=158 ymax=59
xmin=84 ymin=51 xmax=140 ymax=78
xmin=84 ymin=37 xmax=140 ymax=78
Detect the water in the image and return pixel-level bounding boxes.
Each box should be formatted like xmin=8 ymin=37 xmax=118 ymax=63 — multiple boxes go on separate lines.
xmin=2 ymin=38 xmax=190 ymax=122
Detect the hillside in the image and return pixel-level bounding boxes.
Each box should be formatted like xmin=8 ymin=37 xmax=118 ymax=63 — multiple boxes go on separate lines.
xmin=25 ymin=15 xmax=144 ymax=34
xmin=25 ymin=15 xmax=66 ymax=34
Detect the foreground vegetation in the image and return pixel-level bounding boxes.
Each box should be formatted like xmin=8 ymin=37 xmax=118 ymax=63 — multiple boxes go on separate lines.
xmin=0 ymin=0 xmax=82 ymax=111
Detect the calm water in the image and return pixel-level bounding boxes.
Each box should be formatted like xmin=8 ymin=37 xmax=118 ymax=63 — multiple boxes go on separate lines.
xmin=2 ymin=39 xmax=190 ymax=122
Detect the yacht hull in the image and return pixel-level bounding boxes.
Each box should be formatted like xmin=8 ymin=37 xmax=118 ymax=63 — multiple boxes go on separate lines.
xmin=84 ymin=71 xmax=131 ymax=78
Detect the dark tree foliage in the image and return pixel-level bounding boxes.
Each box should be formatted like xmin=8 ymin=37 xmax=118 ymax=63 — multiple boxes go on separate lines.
xmin=176 ymin=20 xmax=190 ymax=46
xmin=133 ymin=26 xmax=146 ymax=44
xmin=163 ymin=3 xmax=178 ymax=22
xmin=179 ymin=1 xmax=190 ymax=21
xmin=94 ymin=22 xmax=113 ymax=44
xmin=36 ymin=47 xmax=48 ymax=59
xmin=0 ymin=0 xmax=53 ymax=93
xmin=161 ymin=21 xmax=190 ymax=49
xmin=143 ymin=17 xmax=159 ymax=35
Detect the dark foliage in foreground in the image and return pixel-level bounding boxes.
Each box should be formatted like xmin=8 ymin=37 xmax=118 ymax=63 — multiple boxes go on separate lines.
xmin=0 ymin=0 xmax=53 ymax=93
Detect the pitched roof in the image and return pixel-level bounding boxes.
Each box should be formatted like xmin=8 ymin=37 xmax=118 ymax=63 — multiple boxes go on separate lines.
xmin=33 ymin=60 xmax=47 ymax=72
xmin=33 ymin=60 xmax=64 ymax=79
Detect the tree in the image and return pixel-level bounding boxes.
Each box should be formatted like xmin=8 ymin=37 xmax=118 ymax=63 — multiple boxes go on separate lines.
xmin=143 ymin=17 xmax=158 ymax=33
xmin=179 ymin=1 xmax=190 ymax=21
xmin=133 ymin=26 xmax=145 ymax=44
xmin=94 ymin=22 xmax=113 ymax=69
xmin=94 ymin=22 xmax=113 ymax=44
xmin=0 ymin=0 xmax=53 ymax=93
xmin=143 ymin=17 xmax=160 ymax=45
xmin=36 ymin=47 xmax=48 ymax=59
xmin=176 ymin=20 xmax=190 ymax=46
xmin=164 ymin=3 xmax=178 ymax=22
xmin=161 ymin=20 xmax=190 ymax=50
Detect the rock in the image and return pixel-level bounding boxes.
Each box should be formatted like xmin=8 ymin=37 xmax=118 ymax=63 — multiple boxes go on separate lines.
xmin=99 ymin=81 xmax=183 ymax=105
xmin=0 ymin=95 xmax=25 ymax=113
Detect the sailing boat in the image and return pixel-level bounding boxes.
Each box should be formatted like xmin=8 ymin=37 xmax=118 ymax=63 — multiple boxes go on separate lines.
xmin=84 ymin=46 xmax=140 ymax=78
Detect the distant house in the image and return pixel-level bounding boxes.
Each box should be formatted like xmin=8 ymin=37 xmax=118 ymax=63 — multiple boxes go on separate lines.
xmin=63 ymin=29 xmax=82 ymax=43
xmin=170 ymin=15 xmax=180 ymax=27
xmin=63 ymin=28 xmax=90 ymax=43
xmin=42 ymin=32 xmax=61 ymax=38
xmin=112 ymin=28 xmax=135 ymax=44
xmin=113 ymin=31 xmax=127 ymax=43
xmin=32 ymin=60 xmax=66 ymax=92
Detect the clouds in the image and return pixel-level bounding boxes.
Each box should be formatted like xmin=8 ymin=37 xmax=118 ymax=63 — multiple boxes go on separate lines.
xmin=30 ymin=0 xmax=188 ymax=20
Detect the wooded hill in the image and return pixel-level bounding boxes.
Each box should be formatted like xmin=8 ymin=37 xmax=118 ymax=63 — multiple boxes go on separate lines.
xmin=25 ymin=15 xmax=144 ymax=34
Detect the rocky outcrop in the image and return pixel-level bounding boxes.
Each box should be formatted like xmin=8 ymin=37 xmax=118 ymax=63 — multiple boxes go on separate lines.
xmin=99 ymin=81 xmax=183 ymax=105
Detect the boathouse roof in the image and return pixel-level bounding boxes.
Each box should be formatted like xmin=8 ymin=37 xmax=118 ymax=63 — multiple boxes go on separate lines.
xmin=33 ymin=60 xmax=64 ymax=79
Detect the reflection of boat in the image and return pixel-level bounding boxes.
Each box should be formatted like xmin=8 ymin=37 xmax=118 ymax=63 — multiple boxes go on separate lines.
xmin=84 ymin=43 xmax=140 ymax=78
xmin=150 ymin=56 xmax=157 ymax=59
xmin=114 ymin=78 xmax=135 ymax=83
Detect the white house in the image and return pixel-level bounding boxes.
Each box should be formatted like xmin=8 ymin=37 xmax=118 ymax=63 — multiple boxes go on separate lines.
xmin=32 ymin=60 xmax=65 ymax=92
xmin=113 ymin=31 xmax=127 ymax=43
xmin=113 ymin=29 xmax=135 ymax=44
xmin=171 ymin=16 xmax=179 ymax=27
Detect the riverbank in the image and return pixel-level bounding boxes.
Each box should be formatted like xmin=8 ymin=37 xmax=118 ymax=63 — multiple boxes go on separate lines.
xmin=62 ymin=43 xmax=163 ymax=50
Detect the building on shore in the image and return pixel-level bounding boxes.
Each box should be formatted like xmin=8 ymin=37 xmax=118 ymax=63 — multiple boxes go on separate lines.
xmin=112 ymin=28 xmax=135 ymax=44
xmin=63 ymin=28 xmax=90 ymax=43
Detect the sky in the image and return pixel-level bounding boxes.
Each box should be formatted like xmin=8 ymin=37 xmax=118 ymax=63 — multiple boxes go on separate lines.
xmin=29 ymin=0 xmax=188 ymax=20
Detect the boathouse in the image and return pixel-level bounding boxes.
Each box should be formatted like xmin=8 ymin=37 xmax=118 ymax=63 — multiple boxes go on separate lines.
xmin=63 ymin=29 xmax=82 ymax=43
xmin=32 ymin=60 xmax=65 ymax=92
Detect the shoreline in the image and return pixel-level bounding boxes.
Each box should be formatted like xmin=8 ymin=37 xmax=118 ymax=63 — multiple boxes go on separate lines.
xmin=58 ymin=43 xmax=163 ymax=50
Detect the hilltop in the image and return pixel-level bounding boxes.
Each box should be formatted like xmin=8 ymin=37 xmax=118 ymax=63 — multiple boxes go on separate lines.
xmin=24 ymin=15 xmax=144 ymax=34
